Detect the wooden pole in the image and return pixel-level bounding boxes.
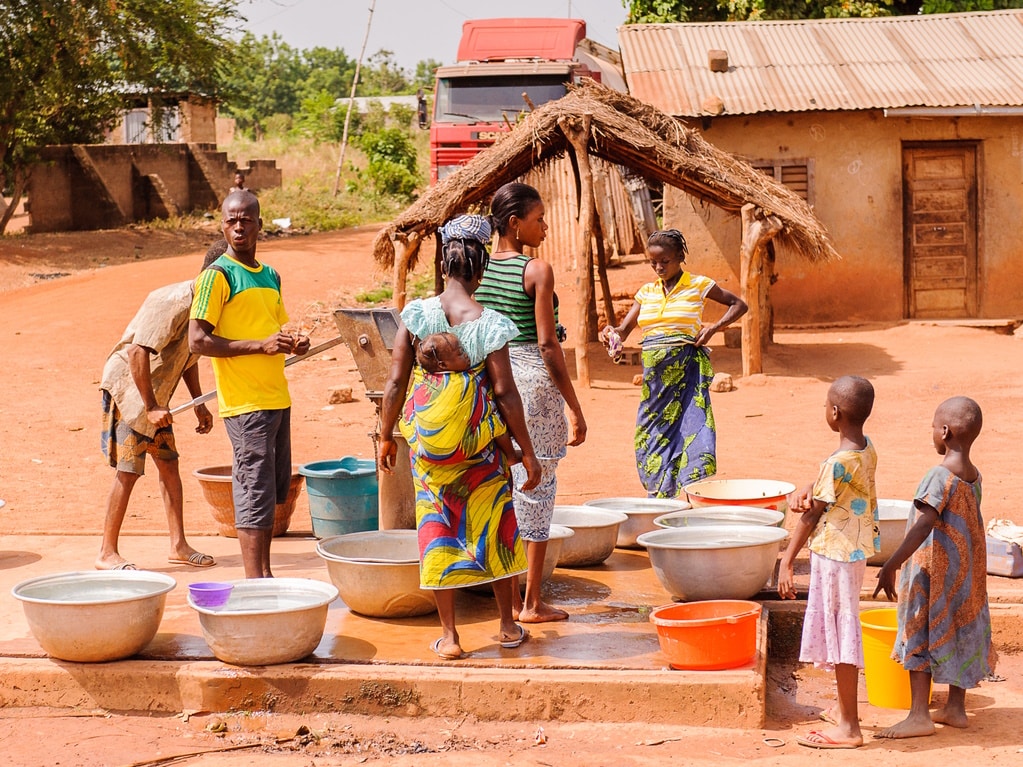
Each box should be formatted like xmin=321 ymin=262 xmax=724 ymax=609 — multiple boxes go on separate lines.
xmin=391 ymin=230 xmax=421 ymax=311
xmin=559 ymin=113 xmax=594 ymax=387
xmin=591 ymin=197 xmax=616 ymax=335
xmin=332 ymin=0 xmax=375 ymax=196
xmin=739 ymin=203 xmax=783 ymax=377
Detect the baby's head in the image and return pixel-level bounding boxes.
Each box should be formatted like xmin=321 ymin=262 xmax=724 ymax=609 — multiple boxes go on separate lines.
xmin=933 ymin=396 xmax=982 ymax=452
xmin=827 ymin=375 xmax=874 ymax=429
xmin=416 ymin=332 xmax=470 ymax=373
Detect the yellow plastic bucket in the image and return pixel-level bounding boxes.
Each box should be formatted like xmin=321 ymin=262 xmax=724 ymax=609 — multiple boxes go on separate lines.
xmin=860 ymin=608 xmax=924 ymax=709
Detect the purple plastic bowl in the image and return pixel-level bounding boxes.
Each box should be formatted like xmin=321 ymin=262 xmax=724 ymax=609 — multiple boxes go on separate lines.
xmin=188 ymin=582 xmax=234 ymax=610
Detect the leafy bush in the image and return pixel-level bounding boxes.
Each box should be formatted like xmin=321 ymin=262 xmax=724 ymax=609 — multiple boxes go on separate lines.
xmin=389 ymin=103 xmax=415 ymax=130
xmin=358 ymin=127 xmax=420 ymax=200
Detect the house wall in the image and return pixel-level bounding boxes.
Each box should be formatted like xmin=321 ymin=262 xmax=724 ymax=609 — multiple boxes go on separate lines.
xmin=664 ymin=110 xmax=1023 ymax=323
xmin=27 ymin=145 xmax=280 ymax=232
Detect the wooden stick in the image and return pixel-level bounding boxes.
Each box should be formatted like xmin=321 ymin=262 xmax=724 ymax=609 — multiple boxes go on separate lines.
xmin=118 ymin=741 xmax=259 ymax=767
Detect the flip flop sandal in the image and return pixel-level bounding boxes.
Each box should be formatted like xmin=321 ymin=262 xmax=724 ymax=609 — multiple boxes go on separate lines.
xmin=500 ymin=624 xmax=530 ymax=649
xmin=795 ymin=731 xmax=861 ymax=750
xmin=430 ymin=638 xmax=463 ymax=660
xmin=169 ymin=552 xmax=216 ymax=568
xmin=109 ymin=562 xmax=138 ymax=571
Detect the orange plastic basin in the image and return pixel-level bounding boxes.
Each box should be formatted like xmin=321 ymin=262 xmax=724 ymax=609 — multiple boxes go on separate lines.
xmin=649 ymin=600 xmax=762 ymax=670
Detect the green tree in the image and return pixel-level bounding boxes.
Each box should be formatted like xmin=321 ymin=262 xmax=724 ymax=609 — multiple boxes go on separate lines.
xmin=0 ymin=0 xmax=237 ymax=233
xmin=413 ymin=59 xmax=444 ymax=90
xmin=219 ymin=32 xmax=305 ymax=138
xmin=624 ymin=0 xmax=1023 ymax=19
xmin=360 ymin=51 xmax=412 ymax=95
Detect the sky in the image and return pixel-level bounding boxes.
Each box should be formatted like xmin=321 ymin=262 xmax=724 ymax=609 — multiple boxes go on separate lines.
xmin=238 ymin=0 xmax=630 ymax=72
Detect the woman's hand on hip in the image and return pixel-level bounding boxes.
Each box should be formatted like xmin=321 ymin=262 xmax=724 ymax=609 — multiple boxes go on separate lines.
xmin=693 ymin=326 xmax=717 ymax=347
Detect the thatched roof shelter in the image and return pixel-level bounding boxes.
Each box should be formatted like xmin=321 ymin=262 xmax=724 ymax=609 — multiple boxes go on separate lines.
xmin=373 ymin=79 xmax=838 ymax=381
xmin=373 ymin=79 xmax=837 ymax=270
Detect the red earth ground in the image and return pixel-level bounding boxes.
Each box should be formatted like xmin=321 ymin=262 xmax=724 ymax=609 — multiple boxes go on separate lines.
xmin=1 ymin=224 xmax=1021 ymax=765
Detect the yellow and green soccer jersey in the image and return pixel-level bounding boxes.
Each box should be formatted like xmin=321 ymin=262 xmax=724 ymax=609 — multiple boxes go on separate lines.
xmin=190 ymin=254 xmax=290 ymax=417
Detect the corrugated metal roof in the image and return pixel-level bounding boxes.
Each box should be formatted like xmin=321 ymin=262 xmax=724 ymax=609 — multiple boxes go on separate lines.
xmin=619 ymin=10 xmax=1023 ymax=116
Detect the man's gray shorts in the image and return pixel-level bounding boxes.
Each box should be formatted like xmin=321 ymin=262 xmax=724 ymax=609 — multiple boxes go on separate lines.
xmin=224 ymin=408 xmax=292 ymax=530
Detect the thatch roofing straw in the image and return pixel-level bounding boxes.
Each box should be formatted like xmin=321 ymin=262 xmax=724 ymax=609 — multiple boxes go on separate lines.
xmin=373 ymin=79 xmax=837 ymax=270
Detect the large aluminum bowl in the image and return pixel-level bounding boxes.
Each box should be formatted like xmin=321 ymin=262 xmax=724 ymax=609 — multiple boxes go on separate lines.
xmin=551 ymin=506 xmax=628 ymax=567
xmin=637 ymin=526 xmax=789 ymax=601
xmin=583 ymin=497 xmax=691 ymax=548
xmin=653 ymin=505 xmax=785 ymax=529
xmin=868 ymin=499 xmax=912 ymax=565
xmin=12 ymin=571 xmax=176 ymax=662
xmin=316 ymin=530 xmax=436 ymax=618
xmin=188 ymin=578 xmax=338 ymax=665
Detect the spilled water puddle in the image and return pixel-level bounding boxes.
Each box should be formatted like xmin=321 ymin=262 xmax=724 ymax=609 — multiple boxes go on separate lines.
xmin=568 ymin=603 xmax=653 ymax=625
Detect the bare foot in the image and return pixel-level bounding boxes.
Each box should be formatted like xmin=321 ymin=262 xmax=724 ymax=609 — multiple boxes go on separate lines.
xmin=876 ymin=714 xmax=936 ymax=739
xmin=517 ymin=603 xmax=569 ymax=623
xmin=932 ymin=706 xmax=969 ymax=728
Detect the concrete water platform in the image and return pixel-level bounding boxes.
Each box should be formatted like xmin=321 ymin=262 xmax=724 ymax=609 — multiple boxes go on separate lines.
xmin=0 ymin=533 xmax=766 ymax=726
xmin=2 ymin=532 xmax=1021 ymax=726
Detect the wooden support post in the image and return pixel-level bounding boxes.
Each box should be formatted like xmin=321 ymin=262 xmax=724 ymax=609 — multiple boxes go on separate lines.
xmin=391 ymin=230 xmax=421 ymax=311
xmin=559 ymin=114 xmax=594 ymax=388
xmin=739 ymin=203 xmax=783 ymax=377
xmin=591 ymin=198 xmax=616 ymax=334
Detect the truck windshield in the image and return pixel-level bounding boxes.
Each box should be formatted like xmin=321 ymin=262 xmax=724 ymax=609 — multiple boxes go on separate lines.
xmin=434 ymin=74 xmax=569 ymax=124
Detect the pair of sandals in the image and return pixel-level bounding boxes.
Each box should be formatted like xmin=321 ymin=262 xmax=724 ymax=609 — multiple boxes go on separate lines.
xmin=430 ymin=624 xmax=530 ymax=660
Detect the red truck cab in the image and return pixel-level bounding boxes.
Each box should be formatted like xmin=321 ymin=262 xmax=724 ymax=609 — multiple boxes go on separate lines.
xmin=430 ymin=18 xmax=624 ymax=184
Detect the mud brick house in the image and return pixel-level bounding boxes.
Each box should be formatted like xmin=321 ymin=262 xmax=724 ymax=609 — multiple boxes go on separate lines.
xmin=26 ymin=95 xmax=280 ymax=233
xmin=618 ymin=10 xmax=1023 ymax=322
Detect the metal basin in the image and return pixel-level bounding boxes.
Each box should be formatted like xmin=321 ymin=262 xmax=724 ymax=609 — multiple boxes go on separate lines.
xmin=868 ymin=499 xmax=912 ymax=565
xmin=683 ymin=478 xmax=795 ymax=522
xmin=316 ymin=530 xmax=436 ymax=618
xmin=188 ymin=578 xmax=338 ymax=665
xmin=583 ymin=497 xmax=691 ymax=548
xmin=637 ymin=526 xmax=789 ymax=601
xmin=551 ymin=506 xmax=628 ymax=567
xmin=12 ymin=571 xmax=176 ymax=662
xmin=653 ymin=505 xmax=785 ymax=529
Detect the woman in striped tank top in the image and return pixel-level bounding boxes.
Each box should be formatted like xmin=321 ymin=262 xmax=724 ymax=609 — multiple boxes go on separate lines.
xmin=599 ymin=229 xmax=747 ymax=497
xmin=477 ymin=182 xmax=588 ymax=624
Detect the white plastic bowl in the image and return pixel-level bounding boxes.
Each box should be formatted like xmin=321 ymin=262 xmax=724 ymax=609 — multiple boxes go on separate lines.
xmin=653 ymin=505 xmax=785 ymax=529
xmin=868 ymin=499 xmax=912 ymax=565
xmin=316 ymin=530 xmax=436 ymax=618
xmin=637 ymin=526 xmax=789 ymax=601
xmin=583 ymin=497 xmax=691 ymax=548
xmin=12 ymin=571 xmax=176 ymax=662
xmin=551 ymin=506 xmax=628 ymax=567
xmin=188 ymin=577 xmax=338 ymax=665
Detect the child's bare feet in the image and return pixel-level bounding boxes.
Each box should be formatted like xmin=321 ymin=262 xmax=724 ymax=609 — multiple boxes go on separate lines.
xmin=931 ymin=705 xmax=969 ymax=728
xmin=876 ymin=713 xmax=936 ymax=739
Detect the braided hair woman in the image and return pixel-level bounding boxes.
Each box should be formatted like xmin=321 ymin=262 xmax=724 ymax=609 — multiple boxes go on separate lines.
xmin=599 ymin=229 xmax=747 ymax=497
xmin=379 ymin=214 xmax=540 ymax=660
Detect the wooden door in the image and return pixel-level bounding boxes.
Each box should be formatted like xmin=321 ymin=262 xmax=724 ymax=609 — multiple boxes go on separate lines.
xmin=903 ymin=144 xmax=978 ymax=318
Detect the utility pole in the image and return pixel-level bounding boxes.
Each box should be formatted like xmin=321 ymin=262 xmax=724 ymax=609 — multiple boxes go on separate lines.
xmin=332 ymin=0 xmax=376 ymax=196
